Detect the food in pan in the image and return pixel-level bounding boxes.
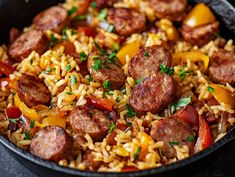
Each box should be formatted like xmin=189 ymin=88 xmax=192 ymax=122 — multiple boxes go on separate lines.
xmin=0 ymin=0 xmax=235 ymax=172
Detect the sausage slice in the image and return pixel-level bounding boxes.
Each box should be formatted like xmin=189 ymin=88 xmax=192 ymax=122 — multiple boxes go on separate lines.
xmin=33 ymin=6 xmax=69 ymax=33
xmin=30 ymin=126 xmax=72 ymax=161
xmin=182 ymin=21 xmax=219 ymax=47
xmin=107 ymin=8 xmax=146 ymax=36
xmin=87 ymin=54 xmax=126 ymax=90
xmin=129 ymin=74 xmax=175 ymax=114
xmin=129 ymin=45 xmax=171 ymax=80
xmin=69 ymin=107 xmax=111 ymax=142
xmin=17 ymin=74 xmax=51 ymax=108
xmin=9 ymin=29 xmax=48 ymax=62
xmin=150 ymin=118 xmax=195 ymax=159
xmin=95 ymin=0 xmax=117 ymax=8
xmin=208 ymin=50 xmax=235 ymax=85
xmin=149 ymin=0 xmax=187 ymax=22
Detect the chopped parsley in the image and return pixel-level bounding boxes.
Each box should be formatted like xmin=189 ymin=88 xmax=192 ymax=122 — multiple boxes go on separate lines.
xmin=92 ymin=59 xmax=104 ymax=70
xmin=143 ymin=51 xmax=150 ymax=57
xmin=107 ymin=51 xmax=117 ymax=63
xmin=160 ymin=64 xmax=174 ymax=76
xmin=70 ymin=75 xmax=77 ymax=85
xmin=24 ymin=131 xmax=31 ymax=140
xmin=87 ymin=75 xmax=93 ymax=82
xmin=107 ymin=24 xmax=115 ymax=32
xmin=135 ymin=78 xmax=144 ymax=84
xmin=30 ymin=120 xmax=35 ymax=129
xmin=105 ymin=91 xmax=114 ymax=96
xmin=121 ymin=88 xmax=126 ymax=94
xmin=169 ymin=141 xmax=180 ymax=146
xmin=134 ymin=146 xmax=141 ymax=161
xmin=65 ymin=64 xmax=72 ymax=71
xmin=68 ymin=6 xmax=77 ymax=16
xmin=71 ymin=30 xmax=77 ymax=36
xmin=103 ymin=80 xmax=111 ymax=91
xmin=108 ymin=122 xmax=116 ymax=133
xmin=29 ymin=59 xmax=33 ymax=65
xmin=179 ymin=69 xmax=192 ymax=80
xmin=90 ymin=1 xmax=97 ymax=8
xmin=113 ymin=43 xmax=120 ymax=52
xmin=66 ymin=91 xmax=73 ymax=95
xmin=98 ymin=9 xmax=108 ymax=21
xmin=94 ymin=42 xmax=106 ymax=55
xmin=115 ymin=97 xmax=121 ymax=103
xmin=43 ymin=67 xmax=55 ymax=74
xmin=62 ymin=28 xmax=68 ymax=41
xmin=80 ymin=52 xmax=87 ymax=61
xmin=126 ymin=121 xmax=132 ymax=127
xmin=208 ymin=86 xmax=215 ymax=92
xmin=75 ymin=15 xmax=86 ymax=21
xmin=170 ymin=97 xmax=191 ymax=114
xmin=49 ymin=34 xmax=58 ymax=47
xmin=126 ymin=104 xmax=137 ymax=118
xmin=186 ymin=135 xmax=195 ymax=142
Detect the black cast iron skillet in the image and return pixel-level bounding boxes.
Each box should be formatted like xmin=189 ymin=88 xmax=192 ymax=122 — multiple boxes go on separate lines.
xmin=0 ymin=0 xmax=235 ymax=177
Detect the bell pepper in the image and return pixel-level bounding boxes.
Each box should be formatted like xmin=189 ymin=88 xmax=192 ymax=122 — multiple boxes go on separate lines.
xmin=194 ymin=117 xmax=212 ymax=153
xmin=183 ymin=3 xmax=216 ymax=28
xmin=5 ymin=106 xmax=22 ymax=119
xmin=116 ymin=41 xmax=140 ymax=65
xmin=0 ymin=61 xmax=15 ymax=76
xmin=209 ymin=84 xmax=235 ymax=109
xmin=136 ymin=131 xmax=155 ymax=160
xmin=157 ymin=19 xmax=179 ymax=42
xmin=41 ymin=116 xmax=66 ymax=129
xmin=86 ymin=96 xmax=115 ymax=111
xmin=172 ymin=51 xmax=209 ymax=70
xmin=14 ymin=93 xmax=40 ymax=121
xmin=176 ymin=105 xmax=199 ymax=126
xmin=78 ymin=27 xmax=96 ymax=38
xmin=122 ymin=166 xmax=139 ymax=172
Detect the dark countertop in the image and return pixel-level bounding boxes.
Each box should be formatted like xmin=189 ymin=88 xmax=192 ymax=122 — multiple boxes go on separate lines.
xmin=1 ymin=140 xmax=235 ymax=177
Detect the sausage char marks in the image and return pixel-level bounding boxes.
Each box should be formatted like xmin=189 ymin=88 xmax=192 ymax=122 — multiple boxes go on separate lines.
xmin=8 ymin=29 xmax=48 ymax=62
xmin=69 ymin=106 xmax=111 ymax=142
xmin=33 ymin=6 xmax=69 ymax=33
xmin=30 ymin=126 xmax=72 ymax=162
xmin=129 ymin=74 xmax=175 ymax=115
xmin=150 ymin=117 xmax=195 ymax=159
xmin=182 ymin=21 xmax=219 ymax=47
xmin=107 ymin=8 xmax=146 ymax=37
xmin=149 ymin=0 xmax=187 ymax=22
xmin=208 ymin=50 xmax=235 ymax=85
xmin=129 ymin=45 xmax=171 ymax=80
xmin=17 ymin=74 xmax=51 ymax=108
xmin=87 ymin=54 xmax=126 ymax=90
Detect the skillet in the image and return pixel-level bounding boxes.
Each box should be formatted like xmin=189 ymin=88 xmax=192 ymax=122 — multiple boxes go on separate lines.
xmin=0 ymin=0 xmax=235 ymax=176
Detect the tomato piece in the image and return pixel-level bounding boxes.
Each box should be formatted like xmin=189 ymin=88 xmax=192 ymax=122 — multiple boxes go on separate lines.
xmin=0 ymin=61 xmax=15 ymax=76
xmin=76 ymin=0 xmax=90 ymax=16
xmin=63 ymin=41 xmax=78 ymax=58
xmin=176 ymin=105 xmax=199 ymax=126
xmin=86 ymin=96 xmax=115 ymax=111
xmin=122 ymin=166 xmax=139 ymax=172
xmin=78 ymin=61 xmax=89 ymax=76
xmin=194 ymin=117 xmax=212 ymax=153
xmin=107 ymin=131 xmax=117 ymax=145
xmin=78 ymin=27 xmax=96 ymax=37
xmin=5 ymin=106 xmax=22 ymax=119
xmin=116 ymin=122 xmax=127 ymax=131
xmin=9 ymin=27 xmax=20 ymax=44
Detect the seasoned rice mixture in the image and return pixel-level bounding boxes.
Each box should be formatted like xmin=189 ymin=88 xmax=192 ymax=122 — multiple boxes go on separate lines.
xmin=0 ymin=0 xmax=235 ymax=172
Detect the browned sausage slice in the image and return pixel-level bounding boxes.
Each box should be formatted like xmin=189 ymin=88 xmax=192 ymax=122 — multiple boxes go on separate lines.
xmin=69 ymin=107 xmax=111 ymax=142
xmin=129 ymin=74 xmax=174 ymax=115
xmin=17 ymin=74 xmax=51 ymax=108
xmin=33 ymin=6 xmax=69 ymax=33
xmin=8 ymin=29 xmax=48 ymax=62
xmin=149 ymin=0 xmax=187 ymax=22
xmin=150 ymin=118 xmax=195 ymax=159
xmin=107 ymin=8 xmax=146 ymax=37
xmin=30 ymin=126 xmax=72 ymax=161
xmin=87 ymin=54 xmax=126 ymax=90
xmin=208 ymin=50 xmax=235 ymax=85
xmin=95 ymin=0 xmax=117 ymax=8
xmin=129 ymin=45 xmax=171 ymax=80
xmin=181 ymin=21 xmax=219 ymax=47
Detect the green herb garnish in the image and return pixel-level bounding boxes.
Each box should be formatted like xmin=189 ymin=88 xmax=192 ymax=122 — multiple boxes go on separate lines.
xmin=186 ymin=136 xmax=195 ymax=142
xmin=65 ymin=64 xmax=72 ymax=71
xmin=160 ymin=64 xmax=174 ymax=76
xmin=169 ymin=141 xmax=180 ymax=146
xmin=107 ymin=24 xmax=115 ymax=32
xmin=87 ymin=75 xmax=93 ymax=82
xmin=70 ymin=75 xmax=77 ymax=85
xmin=126 ymin=104 xmax=137 ymax=118
xmin=143 ymin=51 xmax=150 ymax=57
xmin=98 ymin=9 xmax=107 ymax=20
xmin=92 ymin=59 xmax=104 ymax=70
xmin=90 ymin=1 xmax=97 ymax=8
xmin=134 ymin=146 xmax=141 ymax=160
xmin=62 ymin=27 xmax=68 ymax=41
xmin=113 ymin=43 xmax=120 ymax=52
xmin=80 ymin=52 xmax=87 ymax=61
xmin=208 ymin=86 xmax=215 ymax=92
xmin=75 ymin=15 xmax=86 ymax=21
xmin=30 ymin=120 xmax=35 ymax=129
xmin=170 ymin=97 xmax=191 ymax=114
xmin=108 ymin=122 xmax=116 ymax=133
xmin=66 ymin=91 xmax=73 ymax=95
xmin=135 ymin=78 xmax=144 ymax=84
xmin=9 ymin=118 xmax=20 ymax=124
xmin=103 ymin=80 xmax=111 ymax=91
xmin=24 ymin=131 xmax=31 ymax=140
xmin=94 ymin=42 xmax=106 ymax=55
xmin=49 ymin=34 xmax=58 ymax=47
xmin=68 ymin=6 xmax=77 ymax=16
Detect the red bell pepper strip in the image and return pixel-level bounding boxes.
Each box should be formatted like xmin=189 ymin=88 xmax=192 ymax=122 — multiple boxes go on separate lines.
xmin=86 ymin=96 xmax=115 ymax=111
xmin=175 ymin=105 xmax=199 ymax=126
xmin=0 ymin=61 xmax=15 ymax=76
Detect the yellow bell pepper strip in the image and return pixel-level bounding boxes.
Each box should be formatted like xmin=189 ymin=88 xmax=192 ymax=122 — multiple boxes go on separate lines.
xmin=136 ymin=131 xmax=156 ymax=160
xmin=14 ymin=93 xmax=40 ymax=121
xmin=209 ymin=84 xmax=235 ymax=109
xmin=116 ymin=41 xmax=140 ymax=65
xmin=183 ymin=3 xmax=216 ymax=28
xmin=172 ymin=51 xmax=209 ymax=70
xmin=157 ymin=19 xmax=179 ymax=42
xmin=41 ymin=116 xmax=67 ymax=129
